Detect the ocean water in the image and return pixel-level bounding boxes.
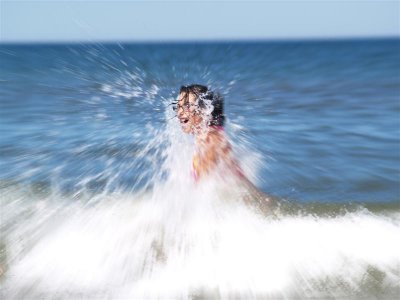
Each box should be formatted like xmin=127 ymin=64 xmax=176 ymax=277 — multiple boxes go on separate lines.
xmin=0 ymin=39 xmax=399 ymax=299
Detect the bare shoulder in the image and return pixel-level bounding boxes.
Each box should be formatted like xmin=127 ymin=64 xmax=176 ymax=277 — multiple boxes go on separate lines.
xmin=207 ymin=129 xmax=231 ymax=153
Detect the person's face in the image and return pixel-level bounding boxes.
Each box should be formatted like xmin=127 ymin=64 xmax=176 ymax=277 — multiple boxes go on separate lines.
xmin=176 ymin=92 xmax=203 ymax=134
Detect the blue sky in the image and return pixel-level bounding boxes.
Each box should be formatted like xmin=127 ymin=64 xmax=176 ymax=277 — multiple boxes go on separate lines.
xmin=1 ymin=1 xmax=399 ymax=42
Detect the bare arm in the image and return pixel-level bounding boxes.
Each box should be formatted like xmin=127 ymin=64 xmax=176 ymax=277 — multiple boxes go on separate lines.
xmin=195 ymin=130 xmax=276 ymax=211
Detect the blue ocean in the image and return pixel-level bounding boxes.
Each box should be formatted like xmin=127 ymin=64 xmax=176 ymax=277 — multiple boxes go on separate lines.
xmin=0 ymin=39 xmax=399 ymax=299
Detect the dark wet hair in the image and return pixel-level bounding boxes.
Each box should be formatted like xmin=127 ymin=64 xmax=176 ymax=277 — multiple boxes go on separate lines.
xmin=179 ymin=84 xmax=225 ymax=127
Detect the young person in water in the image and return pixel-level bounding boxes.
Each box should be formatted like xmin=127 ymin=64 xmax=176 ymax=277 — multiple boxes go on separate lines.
xmin=173 ymin=84 xmax=271 ymax=208
xmin=174 ymin=84 xmax=235 ymax=180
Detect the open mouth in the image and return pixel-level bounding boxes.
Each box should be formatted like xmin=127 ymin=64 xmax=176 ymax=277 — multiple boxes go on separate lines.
xmin=180 ymin=118 xmax=189 ymax=124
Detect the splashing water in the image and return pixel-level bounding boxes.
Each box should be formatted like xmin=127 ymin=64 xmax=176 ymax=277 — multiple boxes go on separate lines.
xmin=1 ymin=43 xmax=400 ymax=299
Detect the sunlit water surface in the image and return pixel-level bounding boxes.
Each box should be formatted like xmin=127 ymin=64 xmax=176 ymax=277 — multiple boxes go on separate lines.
xmin=0 ymin=40 xmax=399 ymax=299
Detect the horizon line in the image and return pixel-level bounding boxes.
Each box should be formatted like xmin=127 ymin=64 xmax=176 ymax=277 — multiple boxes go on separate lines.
xmin=1 ymin=35 xmax=399 ymax=45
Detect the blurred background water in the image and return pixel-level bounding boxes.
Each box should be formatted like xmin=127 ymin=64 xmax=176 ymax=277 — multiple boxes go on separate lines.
xmin=1 ymin=39 xmax=400 ymax=299
xmin=1 ymin=39 xmax=399 ymax=202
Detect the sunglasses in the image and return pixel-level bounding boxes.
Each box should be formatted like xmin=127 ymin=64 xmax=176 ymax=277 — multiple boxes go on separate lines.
xmin=172 ymin=102 xmax=199 ymax=112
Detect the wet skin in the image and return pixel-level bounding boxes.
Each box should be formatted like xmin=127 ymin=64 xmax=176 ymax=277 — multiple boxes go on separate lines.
xmin=176 ymin=91 xmax=273 ymax=210
xmin=176 ymin=91 xmax=233 ymax=177
xmin=176 ymin=92 xmax=203 ymax=134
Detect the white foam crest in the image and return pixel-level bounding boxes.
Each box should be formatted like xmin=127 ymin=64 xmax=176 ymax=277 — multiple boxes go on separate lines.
xmin=1 ymin=95 xmax=399 ymax=299
xmin=3 ymin=189 xmax=399 ymax=299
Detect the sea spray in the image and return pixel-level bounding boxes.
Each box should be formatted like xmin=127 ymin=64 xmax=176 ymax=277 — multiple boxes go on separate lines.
xmin=2 ymin=186 xmax=399 ymax=298
xmin=2 ymin=95 xmax=400 ymax=299
xmin=1 ymin=41 xmax=400 ymax=299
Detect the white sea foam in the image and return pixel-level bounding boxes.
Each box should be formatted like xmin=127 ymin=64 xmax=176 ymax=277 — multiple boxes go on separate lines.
xmin=2 ymin=187 xmax=399 ymax=299
xmin=1 ymin=91 xmax=399 ymax=299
